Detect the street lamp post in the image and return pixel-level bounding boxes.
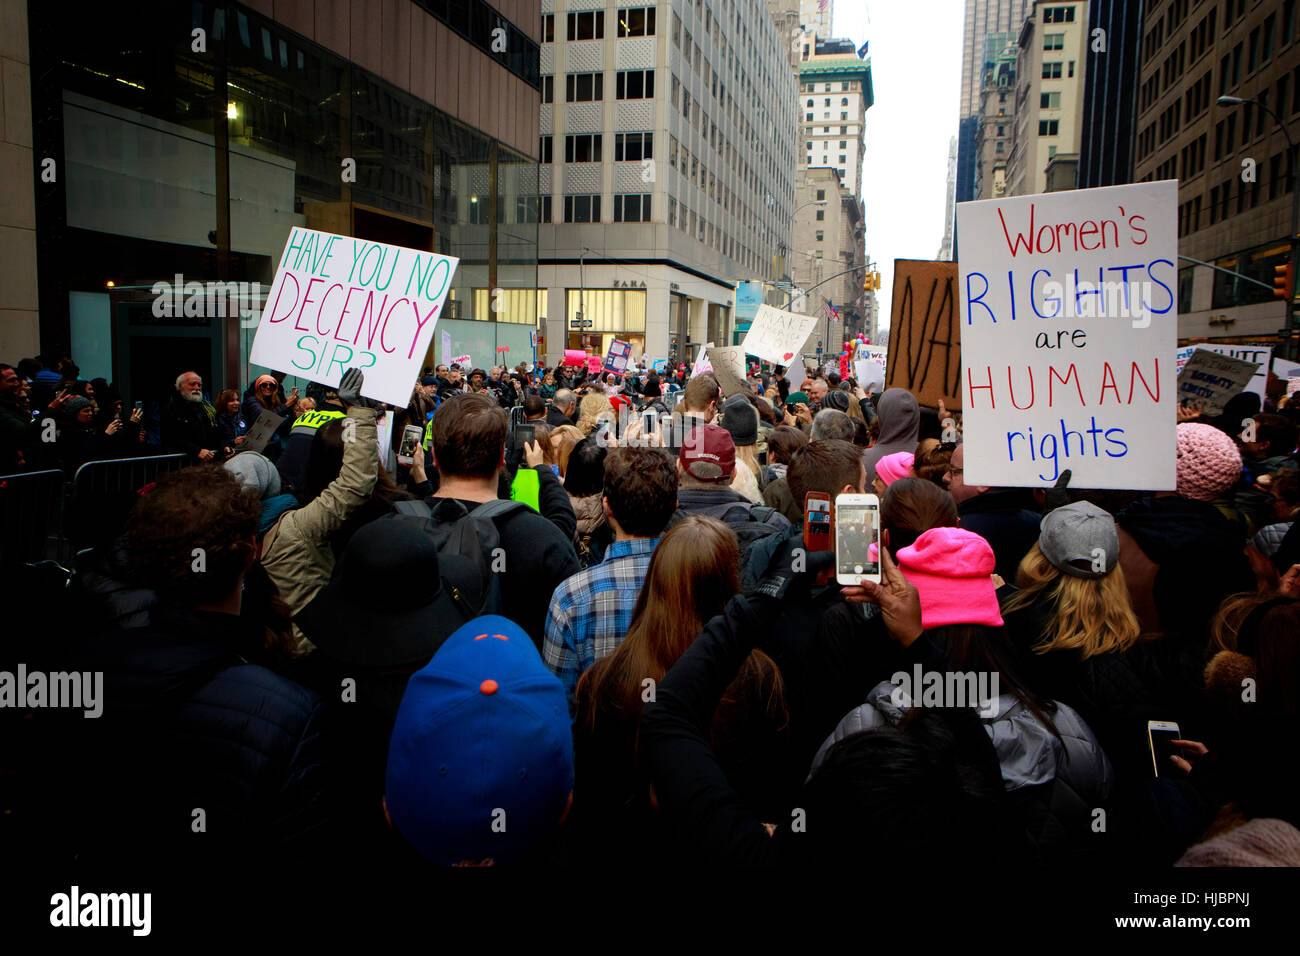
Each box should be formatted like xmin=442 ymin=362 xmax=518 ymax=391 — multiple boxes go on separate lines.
xmin=1218 ymin=95 xmax=1299 ymax=357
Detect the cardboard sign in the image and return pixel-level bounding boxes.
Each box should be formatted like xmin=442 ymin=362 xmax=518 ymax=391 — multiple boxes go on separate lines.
xmin=706 ymin=346 xmax=748 ymax=396
xmin=249 ymin=227 xmax=459 ymax=408
xmin=1176 ymin=348 xmax=1260 ymax=415
xmin=691 ymin=342 xmax=715 ymax=378
xmin=740 ymin=304 xmax=819 ymax=365
xmin=885 ymin=260 xmax=961 ymax=409
xmin=956 ymin=181 xmax=1179 ymax=490
xmin=240 ymin=410 xmax=285 ymax=455
xmin=1178 ymin=343 xmax=1272 ymax=399
xmin=604 ymin=339 xmax=632 ymax=375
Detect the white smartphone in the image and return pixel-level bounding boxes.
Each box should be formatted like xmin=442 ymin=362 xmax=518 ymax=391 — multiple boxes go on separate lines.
xmin=834 ymin=493 xmax=881 ymax=585
xmin=1147 ymin=720 xmax=1181 ymax=777
xmin=396 ymin=425 xmax=424 ymax=466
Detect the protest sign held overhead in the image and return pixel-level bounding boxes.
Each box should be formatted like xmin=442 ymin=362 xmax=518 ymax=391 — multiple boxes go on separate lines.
xmin=604 ymin=339 xmax=632 ymax=375
xmin=740 ymin=304 xmax=819 ymax=366
xmin=885 ymin=260 xmax=961 ymax=409
xmin=249 ymin=227 xmax=459 ymax=408
xmin=691 ymin=342 xmax=715 ymax=378
xmin=1176 ymin=348 xmax=1260 ymax=415
xmin=1176 ymin=343 xmax=1271 ymax=400
xmin=956 ymin=181 xmax=1179 ymax=490
xmin=451 ymin=354 xmax=472 ymax=368
xmin=706 ymin=346 xmax=748 ymax=396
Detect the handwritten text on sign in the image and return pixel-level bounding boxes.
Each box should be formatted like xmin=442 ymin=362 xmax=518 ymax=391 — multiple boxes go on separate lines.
xmin=740 ymin=304 xmax=819 ymax=366
xmin=249 ymin=228 xmax=459 ymax=408
xmin=956 ymin=181 xmax=1178 ymax=490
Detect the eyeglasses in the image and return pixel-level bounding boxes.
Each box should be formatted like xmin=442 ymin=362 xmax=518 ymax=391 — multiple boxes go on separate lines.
xmin=259 ymin=383 xmax=275 ymax=389
xmin=946 ymin=466 xmax=963 ymax=476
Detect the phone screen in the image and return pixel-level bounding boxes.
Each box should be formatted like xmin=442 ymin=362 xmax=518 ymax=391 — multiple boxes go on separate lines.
xmin=805 ymin=497 xmax=832 ymax=550
xmin=397 ymin=426 xmax=423 ymax=463
xmin=835 ymin=503 xmax=879 ymax=578
xmin=1148 ymin=722 xmax=1181 ymax=776
xmin=515 ymin=424 xmax=535 ymax=450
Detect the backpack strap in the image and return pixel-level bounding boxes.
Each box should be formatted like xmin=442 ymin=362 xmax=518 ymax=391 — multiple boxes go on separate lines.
xmin=393 ymin=499 xmax=434 ymax=518
xmin=718 ymin=503 xmax=755 ymax=523
xmin=469 ymin=499 xmax=533 ymax=523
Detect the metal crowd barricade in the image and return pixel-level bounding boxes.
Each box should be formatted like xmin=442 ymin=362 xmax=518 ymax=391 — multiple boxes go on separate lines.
xmin=66 ymin=454 xmax=188 ymax=557
xmin=0 ymin=469 xmax=65 ymax=567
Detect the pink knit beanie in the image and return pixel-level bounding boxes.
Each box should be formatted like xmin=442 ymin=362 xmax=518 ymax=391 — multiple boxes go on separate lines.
xmin=875 ymin=451 xmax=915 ymax=487
xmin=1175 ymin=423 xmax=1242 ymax=502
xmin=897 ymin=527 xmax=1004 ymax=629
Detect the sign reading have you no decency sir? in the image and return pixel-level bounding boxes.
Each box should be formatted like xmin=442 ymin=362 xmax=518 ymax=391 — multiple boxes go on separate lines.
xmin=249 ymin=227 xmax=460 ymax=408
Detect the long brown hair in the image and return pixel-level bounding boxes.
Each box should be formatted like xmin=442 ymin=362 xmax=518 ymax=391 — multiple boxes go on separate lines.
xmin=575 ymin=516 xmax=785 ymax=738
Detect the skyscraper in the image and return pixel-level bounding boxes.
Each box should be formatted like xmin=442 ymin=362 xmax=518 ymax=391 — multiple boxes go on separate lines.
xmin=938 ymin=137 xmax=957 ymax=260
xmin=956 ymin=0 xmax=1033 ymax=202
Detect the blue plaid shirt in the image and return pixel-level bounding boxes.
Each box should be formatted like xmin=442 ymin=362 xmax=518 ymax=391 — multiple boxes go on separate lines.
xmin=543 ymin=536 xmax=662 ymax=714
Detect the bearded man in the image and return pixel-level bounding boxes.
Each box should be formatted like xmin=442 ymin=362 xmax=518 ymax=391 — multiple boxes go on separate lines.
xmin=162 ymin=370 xmax=228 ymax=462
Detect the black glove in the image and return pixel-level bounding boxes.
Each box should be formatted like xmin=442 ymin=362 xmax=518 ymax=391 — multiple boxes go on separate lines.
xmin=337 ymin=367 xmax=382 ymax=410
xmin=1044 ymin=468 xmax=1072 ymax=513
xmin=750 ymin=535 xmax=834 ymax=603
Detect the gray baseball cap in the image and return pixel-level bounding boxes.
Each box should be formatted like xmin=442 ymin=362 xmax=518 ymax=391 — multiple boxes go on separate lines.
xmin=1039 ymin=501 xmax=1118 ymax=578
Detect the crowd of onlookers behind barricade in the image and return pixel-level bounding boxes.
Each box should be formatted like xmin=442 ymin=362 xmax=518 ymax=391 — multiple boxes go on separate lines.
xmin=4 ymin=346 xmax=1300 ymax=874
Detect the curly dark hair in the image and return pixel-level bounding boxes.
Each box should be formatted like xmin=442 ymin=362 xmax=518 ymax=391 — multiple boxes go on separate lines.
xmin=127 ymin=466 xmax=260 ymax=605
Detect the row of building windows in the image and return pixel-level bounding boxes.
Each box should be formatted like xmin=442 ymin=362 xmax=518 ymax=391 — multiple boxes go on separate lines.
xmin=540 ymin=70 xmax=657 ymax=103
xmin=806 ymin=97 xmax=852 ymax=107
xmin=1041 ymin=61 xmax=1075 ymax=79
xmin=537 ymin=132 xmax=655 ymax=164
xmin=539 ymin=7 xmax=657 ymax=42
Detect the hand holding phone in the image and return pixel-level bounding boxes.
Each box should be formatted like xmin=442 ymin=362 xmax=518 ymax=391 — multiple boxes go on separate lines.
xmin=834 ymin=493 xmax=881 ymax=586
xmin=396 ymin=424 xmax=424 ymax=466
xmin=1147 ymin=720 xmax=1181 ymax=776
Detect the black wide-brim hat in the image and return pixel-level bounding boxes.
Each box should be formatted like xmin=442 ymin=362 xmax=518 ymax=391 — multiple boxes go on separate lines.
xmin=295 ymin=514 xmax=484 ymax=667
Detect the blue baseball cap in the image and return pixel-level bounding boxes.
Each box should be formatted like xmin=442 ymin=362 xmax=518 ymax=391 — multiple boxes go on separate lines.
xmin=385 ymin=615 xmax=573 ymax=866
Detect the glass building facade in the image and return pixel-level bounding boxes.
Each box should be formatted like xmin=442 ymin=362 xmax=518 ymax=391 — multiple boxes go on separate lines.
xmin=30 ymin=0 xmax=539 ymax=406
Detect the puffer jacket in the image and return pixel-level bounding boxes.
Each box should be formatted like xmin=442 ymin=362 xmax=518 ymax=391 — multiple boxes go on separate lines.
xmin=570 ymin=492 xmax=611 ymax=568
xmin=814 ymin=680 xmax=1112 ymax=860
xmin=261 ymin=406 xmax=378 ymax=647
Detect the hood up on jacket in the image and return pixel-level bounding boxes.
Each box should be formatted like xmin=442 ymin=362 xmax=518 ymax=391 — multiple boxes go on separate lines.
xmin=862 ymin=388 xmax=920 ymax=484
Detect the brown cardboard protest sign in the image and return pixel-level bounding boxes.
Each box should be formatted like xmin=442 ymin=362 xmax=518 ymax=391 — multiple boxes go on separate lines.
xmin=885 ymin=259 xmax=961 ymax=409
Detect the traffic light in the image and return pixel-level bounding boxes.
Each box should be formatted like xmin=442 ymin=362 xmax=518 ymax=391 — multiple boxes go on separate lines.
xmin=1274 ymin=262 xmax=1294 ymax=300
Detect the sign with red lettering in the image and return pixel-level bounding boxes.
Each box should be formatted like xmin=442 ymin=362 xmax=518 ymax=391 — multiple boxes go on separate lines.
xmin=955 ymin=181 xmax=1178 ymax=490
xmin=250 ymin=227 xmax=459 ymax=407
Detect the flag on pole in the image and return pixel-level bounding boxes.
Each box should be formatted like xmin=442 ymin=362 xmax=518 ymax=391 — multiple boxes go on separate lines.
xmin=817 ymin=0 xmax=828 ymax=11
xmin=822 ymin=300 xmax=840 ymax=322
xmin=858 ymin=40 xmax=869 ymax=58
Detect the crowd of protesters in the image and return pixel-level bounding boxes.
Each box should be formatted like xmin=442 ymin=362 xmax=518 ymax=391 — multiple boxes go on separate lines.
xmin=5 ymin=344 xmax=1300 ymax=874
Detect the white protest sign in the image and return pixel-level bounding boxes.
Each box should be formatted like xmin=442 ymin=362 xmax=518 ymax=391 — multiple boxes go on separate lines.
xmin=956 ymin=181 xmax=1178 ymax=490
xmin=249 ymin=227 xmax=459 ymax=408
xmin=441 ymin=331 xmax=452 ymax=365
xmin=1275 ymin=356 xmax=1300 ymax=380
xmin=741 ymin=304 xmax=819 ymax=365
xmin=452 ymin=354 xmax=472 ymax=368
xmin=854 ymin=346 xmax=888 ymax=390
xmin=691 ymin=342 xmax=715 ymax=377
xmin=706 ymin=346 xmax=748 ymax=396
xmin=374 ymin=410 xmax=395 ymax=472
xmin=1176 ymin=348 xmax=1260 ymax=415
xmin=239 ymin=410 xmax=285 ymax=455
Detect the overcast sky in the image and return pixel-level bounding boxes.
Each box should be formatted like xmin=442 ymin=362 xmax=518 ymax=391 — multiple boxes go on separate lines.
xmin=835 ymin=0 xmax=965 ymax=338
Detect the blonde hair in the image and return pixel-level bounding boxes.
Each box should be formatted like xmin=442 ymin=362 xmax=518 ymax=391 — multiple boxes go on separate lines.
xmin=577 ymin=392 xmax=615 ymax=436
xmin=734 ymin=443 xmax=761 ymax=480
xmin=1001 ymin=542 xmax=1141 ymax=658
xmin=550 ymin=424 xmax=584 ymax=476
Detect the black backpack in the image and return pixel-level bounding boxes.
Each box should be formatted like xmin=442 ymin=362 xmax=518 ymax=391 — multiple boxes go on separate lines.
xmin=392 ymin=497 xmax=532 ymax=617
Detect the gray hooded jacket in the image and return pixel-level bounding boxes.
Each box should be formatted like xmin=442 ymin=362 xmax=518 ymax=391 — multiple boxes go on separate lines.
xmin=861 ymin=388 xmax=919 ymax=484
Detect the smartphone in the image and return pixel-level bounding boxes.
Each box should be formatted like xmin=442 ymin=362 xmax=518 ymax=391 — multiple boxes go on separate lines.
xmin=396 ymin=424 xmax=424 ymax=465
xmin=803 ymin=492 xmax=832 ymax=552
xmin=1147 ymin=720 xmax=1181 ymax=777
xmin=133 ymin=400 xmax=143 ymax=414
xmin=512 ymin=423 xmax=536 ymax=453
xmin=834 ymin=493 xmax=881 ymax=585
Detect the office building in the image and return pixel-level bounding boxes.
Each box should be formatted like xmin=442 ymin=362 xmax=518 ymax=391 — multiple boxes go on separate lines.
xmin=1077 ymin=0 xmax=1143 ymax=188
xmin=974 ymin=33 xmax=1018 ymax=199
xmin=957 ymin=0 xmax=1033 ymax=202
xmin=1136 ymin=0 xmax=1300 ymax=343
xmin=793 ymin=166 xmax=864 ymax=345
xmin=11 ymin=0 xmax=542 ymax=402
xmin=939 ymin=137 xmax=958 ymax=259
xmin=1006 ymin=1 xmax=1089 ymax=196
xmin=538 ymin=0 xmax=799 ymax=364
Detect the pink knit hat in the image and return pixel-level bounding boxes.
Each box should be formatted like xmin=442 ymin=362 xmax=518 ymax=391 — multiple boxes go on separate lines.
xmin=897 ymin=527 xmax=1003 ymax=629
xmin=875 ymin=451 xmax=915 ymax=487
xmin=1175 ymin=423 xmax=1243 ymax=502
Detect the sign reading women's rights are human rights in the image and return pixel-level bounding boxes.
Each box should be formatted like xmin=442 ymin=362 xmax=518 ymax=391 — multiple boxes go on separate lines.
xmin=249 ymin=228 xmax=459 ymax=408
xmin=956 ymin=181 xmax=1178 ymax=491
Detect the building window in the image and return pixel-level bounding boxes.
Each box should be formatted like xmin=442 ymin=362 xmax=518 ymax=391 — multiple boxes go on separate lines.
xmin=567 ymin=10 xmax=604 ymax=41
xmin=806 ymin=140 xmax=813 ymax=149
xmin=840 ymin=111 xmax=847 ymax=119
xmin=1044 ymin=33 xmax=1065 ymax=50
xmin=617 ymin=7 xmax=656 ymax=37
xmin=807 ymin=98 xmax=814 ymax=107
xmin=840 ymin=125 xmax=847 ymax=134
xmin=564 ymin=195 xmax=601 ymax=223
xmin=542 ymin=76 xmax=554 ymax=103
xmin=841 ymin=97 xmax=848 ymax=106
xmin=540 ymin=196 xmax=553 ymax=223
xmin=1041 ymin=92 xmax=1061 ymax=109
xmin=1043 ymin=6 xmax=1075 ymax=23
xmin=615 ymin=132 xmax=653 ymax=161
xmin=815 ymin=230 xmax=824 ymax=242
xmin=1043 ymin=62 xmax=1063 ymax=79
xmin=842 ymin=81 xmax=849 ymax=90
xmin=996 ymin=142 xmax=1004 ymax=153
xmin=815 ymin=210 xmax=824 ymax=220
xmin=539 ymin=136 xmax=553 ymax=163
xmin=564 ymin=133 xmax=603 ymax=162
xmin=824 ymin=98 xmax=831 ymax=106
xmin=806 ymin=112 xmax=814 ymax=121
xmin=1039 ymin=118 xmax=1060 ymax=135
xmin=516 ymin=195 xmax=542 ymax=222
xmin=542 ymin=14 xmax=554 ymax=42
xmin=839 ymin=140 xmax=847 ymax=148
xmin=566 ymin=72 xmax=604 ymax=102
xmin=1068 ymin=60 xmax=1075 ymax=77
xmin=613 ymin=194 xmax=652 ymax=222
xmin=839 ymin=154 xmax=846 ymax=163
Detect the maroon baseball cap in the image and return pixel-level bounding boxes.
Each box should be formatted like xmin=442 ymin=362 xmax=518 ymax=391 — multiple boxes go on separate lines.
xmin=679 ymin=424 xmax=736 ymax=482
